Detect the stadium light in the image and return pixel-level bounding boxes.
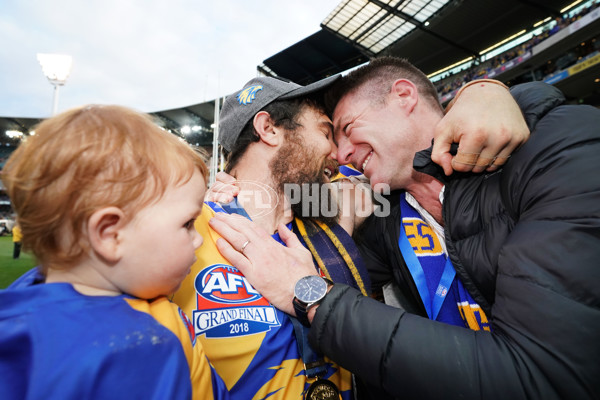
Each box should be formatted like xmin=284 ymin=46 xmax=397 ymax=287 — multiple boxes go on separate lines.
xmin=37 ymin=53 xmax=73 ymax=115
xmin=5 ymin=130 xmax=23 ymax=139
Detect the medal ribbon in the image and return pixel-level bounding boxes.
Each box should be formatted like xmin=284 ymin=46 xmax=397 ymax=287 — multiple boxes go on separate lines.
xmin=399 ymin=194 xmax=455 ymax=321
xmin=290 ymin=317 xmax=328 ymax=379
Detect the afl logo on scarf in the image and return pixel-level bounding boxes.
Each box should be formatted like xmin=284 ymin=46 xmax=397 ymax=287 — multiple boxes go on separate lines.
xmin=193 ymin=264 xmax=280 ymax=338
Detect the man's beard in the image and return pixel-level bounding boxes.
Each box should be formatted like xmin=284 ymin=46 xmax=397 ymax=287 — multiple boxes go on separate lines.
xmin=269 ymin=134 xmax=339 ymax=226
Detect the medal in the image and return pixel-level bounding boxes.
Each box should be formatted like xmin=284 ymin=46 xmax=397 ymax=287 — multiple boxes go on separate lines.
xmin=306 ymin=378 xmax=340 ymax=400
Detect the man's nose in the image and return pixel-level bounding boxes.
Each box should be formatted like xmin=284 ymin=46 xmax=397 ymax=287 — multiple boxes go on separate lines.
xmin=329 ymin=139 xmax=339 ymax=161
xmin=336 ymin=138 xmax=354 ymax=165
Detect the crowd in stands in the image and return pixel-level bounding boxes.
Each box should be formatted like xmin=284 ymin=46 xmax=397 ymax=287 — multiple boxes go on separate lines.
xmin=521 ymin=35 xmax=599 ymax=82
xmin=0 ymin=147 xmax=17 ymax=170
xmin=435 ymin=0 xmax=600 ymax=97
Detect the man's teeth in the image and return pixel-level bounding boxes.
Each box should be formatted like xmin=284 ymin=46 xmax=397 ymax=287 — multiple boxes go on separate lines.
xmin=362 ymin=152 xmax=372 ymax=172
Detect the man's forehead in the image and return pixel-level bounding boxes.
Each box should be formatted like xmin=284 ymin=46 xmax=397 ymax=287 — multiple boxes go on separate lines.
xmin=332 ymin=92 xmax=362 ymax=130
xmin=299 ymin=104 xmax=332 ymax=124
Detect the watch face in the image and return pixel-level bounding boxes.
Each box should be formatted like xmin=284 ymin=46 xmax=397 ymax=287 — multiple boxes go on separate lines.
xmin=294 ymin=276 xmax=328 ymax=304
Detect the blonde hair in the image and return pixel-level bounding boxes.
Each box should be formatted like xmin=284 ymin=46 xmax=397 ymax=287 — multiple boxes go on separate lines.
xmin=2 ymin=105 xmax=208 ymax=273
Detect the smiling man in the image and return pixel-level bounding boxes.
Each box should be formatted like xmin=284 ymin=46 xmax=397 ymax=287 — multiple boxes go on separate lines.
xmin=212 ymin=57 xmax=600 ymax=400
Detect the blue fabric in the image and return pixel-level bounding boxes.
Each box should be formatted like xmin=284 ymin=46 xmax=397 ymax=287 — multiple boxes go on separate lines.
xmin=294 ymin=220 xmax=371 ymax=294
xmin=399 ymin=193 xmax=468 ymax=327
xmin=338 ymin=165 xmax=362 ymax=177
xmin=0 ymin=282 xmax=193 ymax=400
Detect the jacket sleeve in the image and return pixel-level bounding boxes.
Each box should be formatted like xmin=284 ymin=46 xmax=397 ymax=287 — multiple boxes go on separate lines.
xmin=309 ymin=285 xmax=494 ymax=399
xmin=509 ymin=81 xmax=565 ymax=131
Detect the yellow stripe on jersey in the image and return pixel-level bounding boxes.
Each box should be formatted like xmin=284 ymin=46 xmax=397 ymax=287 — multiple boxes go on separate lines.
xmin=171 ymin=205 xmax=264 ymax=390
xmin=125 ymin=297 xmax=220 ymax=400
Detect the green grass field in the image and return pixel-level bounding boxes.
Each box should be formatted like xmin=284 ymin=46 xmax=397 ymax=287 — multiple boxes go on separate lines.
xmin=0 ymin=235 xmax=36 ymax=288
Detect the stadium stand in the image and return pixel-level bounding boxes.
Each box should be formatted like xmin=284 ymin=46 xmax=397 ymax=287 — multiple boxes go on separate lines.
xmin=435 ymin=0 xmax=600 ymax=104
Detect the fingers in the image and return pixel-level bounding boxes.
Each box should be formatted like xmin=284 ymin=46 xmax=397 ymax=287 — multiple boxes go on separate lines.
xmin=452 ymin=151 xmax=507 ymax=173
xmin=209 ymin=214 xmax=251 ymax=252
xmin=486 ymin=152 xmax=511 ymax=172
xmin=206 ymin=172 xmax=240 ymax=203
xmin=432 ymin=121 xmax=455 ymax=176
xmin=209 ymin=213 xmax=314 ymax=315
xmin=215 ymin=171 xmax=237 ymax=184
xmin=277 ymin=223 xmax=304 ymax=250
xmin=452 ymin=151 xmax=479 ymax=166
xmin=215 ymin=237 xmax=253 ymax=273
xmin=205 ymin=190 xmax=235 ymax=204
xmin=436 ymin=79 xmax=530 ymax=175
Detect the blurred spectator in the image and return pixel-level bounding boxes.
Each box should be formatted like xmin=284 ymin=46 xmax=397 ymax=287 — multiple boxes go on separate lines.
xmin=12 ymin=224 xmax=22 ymax=259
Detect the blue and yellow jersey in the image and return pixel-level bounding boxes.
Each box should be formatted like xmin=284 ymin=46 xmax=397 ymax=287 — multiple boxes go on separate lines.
xmin=0 ymin=269 xmax=229 ymax=400
xmin=171 ymin=203 xmax=353 ymax=400
xmin=332 ymin=164 xmax=363 ymax=182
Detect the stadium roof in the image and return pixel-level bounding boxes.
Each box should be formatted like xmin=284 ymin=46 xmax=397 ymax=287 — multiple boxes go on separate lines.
xmin=0 ymin=102 xmax=217 ymax=148
xmin=260 ymin=0 xmax=578 ymax=83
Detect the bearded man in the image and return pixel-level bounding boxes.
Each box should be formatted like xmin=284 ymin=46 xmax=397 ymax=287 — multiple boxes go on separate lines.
xmin=171 ymin=75 xmax=370 ymax=400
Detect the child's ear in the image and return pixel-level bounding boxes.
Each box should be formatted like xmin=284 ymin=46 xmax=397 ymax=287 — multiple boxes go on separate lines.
xmin=88 ymin=207 xmax=126 ymax=263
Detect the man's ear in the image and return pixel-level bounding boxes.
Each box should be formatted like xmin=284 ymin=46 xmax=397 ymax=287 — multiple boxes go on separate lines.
xmin=390 ymin=79 xmax=418 ymax=113
xmin=253 ymin=111 xmax=283 ymax=147
xmin=88 ymin=207 xmax=126 ymax=263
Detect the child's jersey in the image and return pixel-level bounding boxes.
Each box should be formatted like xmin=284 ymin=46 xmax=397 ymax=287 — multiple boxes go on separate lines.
xmin=0 ymin=269 xmax=229 ymax=400
xmin=171 ymin=203 xmax=353 ymax=400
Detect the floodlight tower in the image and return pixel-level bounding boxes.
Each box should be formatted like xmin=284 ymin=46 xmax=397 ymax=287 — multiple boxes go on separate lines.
xmin=37 ymin=53 xmax=73 ymax=115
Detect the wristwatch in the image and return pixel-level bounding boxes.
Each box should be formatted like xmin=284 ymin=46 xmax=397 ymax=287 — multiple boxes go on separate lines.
xmin=293 ymin=275 xmax=333 ymax=327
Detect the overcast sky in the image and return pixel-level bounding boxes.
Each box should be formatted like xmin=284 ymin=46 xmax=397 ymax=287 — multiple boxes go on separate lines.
xmin=0 ymin=0 xmax=341 ymax=118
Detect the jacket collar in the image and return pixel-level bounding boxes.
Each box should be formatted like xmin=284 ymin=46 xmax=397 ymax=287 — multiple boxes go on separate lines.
xmin=412 ymin=141 xmax=459 ymax=184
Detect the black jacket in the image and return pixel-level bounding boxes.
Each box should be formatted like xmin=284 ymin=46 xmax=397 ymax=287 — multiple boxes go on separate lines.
xmin=309 ymin=82 xmax=600 ymax=399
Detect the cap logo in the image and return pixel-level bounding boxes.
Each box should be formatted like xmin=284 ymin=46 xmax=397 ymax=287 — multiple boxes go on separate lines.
xmin=237 ymin=85 xmax=263 ymax=105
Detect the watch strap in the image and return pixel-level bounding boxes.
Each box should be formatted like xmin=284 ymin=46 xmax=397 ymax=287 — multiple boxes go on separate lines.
xmin=293 ymin=296 xmax=312 ymax=327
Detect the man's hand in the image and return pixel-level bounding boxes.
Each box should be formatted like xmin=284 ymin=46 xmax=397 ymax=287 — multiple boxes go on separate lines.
xmin=209 ymin=212 xmax=317 ymax=315
xmin=206 ymin=171 xmax=239 ymax=203
xmin=432 ymin=80 xmax=530 ymax=176
xmin=333 ymin=176 xmax=375 ymax=236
